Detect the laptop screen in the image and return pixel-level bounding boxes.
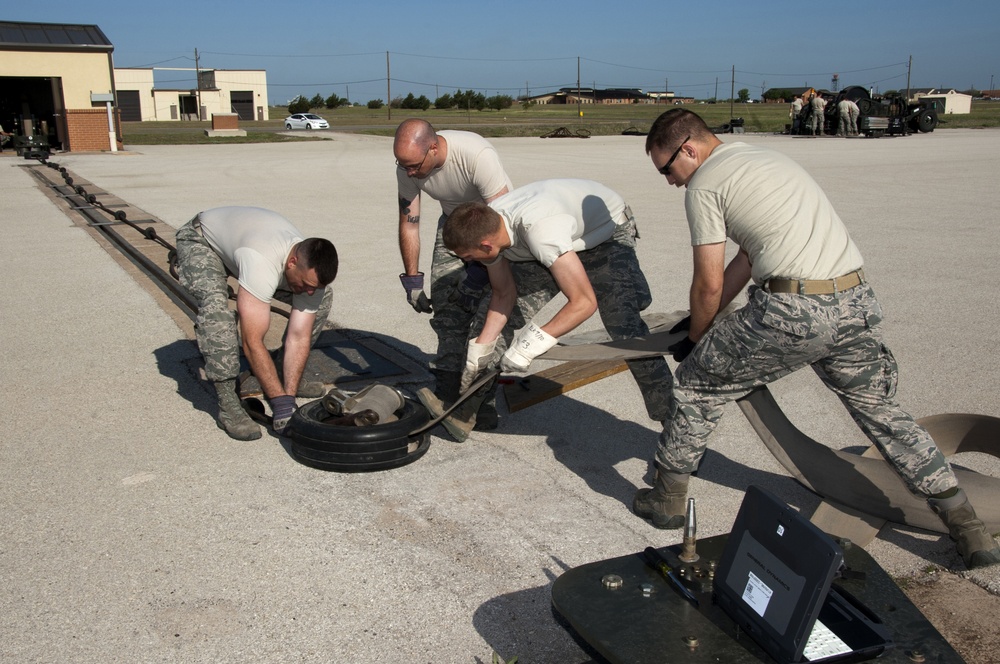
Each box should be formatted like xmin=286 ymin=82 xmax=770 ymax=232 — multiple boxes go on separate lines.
xmin=714 ymin=486 xmax=844 ymax=662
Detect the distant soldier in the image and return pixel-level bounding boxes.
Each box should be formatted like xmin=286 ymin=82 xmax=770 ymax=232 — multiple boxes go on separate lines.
xmin=808 ymin=94 xmax=827 ymax=135
xmin=789 ymin=95 xmax=804 ymax=135
xmin=847 ymin=98 xmax=861 ymax=136
xmin=836 ymin=98 xmax=852 ymax=136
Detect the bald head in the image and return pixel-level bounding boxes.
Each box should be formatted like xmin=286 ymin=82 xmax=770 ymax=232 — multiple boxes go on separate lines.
xmin=393 ymin=119 xmax=437 ymax=155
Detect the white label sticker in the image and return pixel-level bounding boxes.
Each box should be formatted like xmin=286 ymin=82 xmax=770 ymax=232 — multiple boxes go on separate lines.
xmin=742 ymin=570 xmax=774 ymax=617
xmin=776 ymin=524 xmax=785 ymax=536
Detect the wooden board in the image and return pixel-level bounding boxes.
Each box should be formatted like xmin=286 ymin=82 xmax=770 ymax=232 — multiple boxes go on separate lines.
xmin=503 ymin=359 xmax=629 ymax=413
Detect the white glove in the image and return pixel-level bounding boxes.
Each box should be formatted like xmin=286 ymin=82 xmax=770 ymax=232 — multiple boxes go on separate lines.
xmin=460 ymin=339 xmax=497 ymax=393
xmin=501 ymin=321 xmax=557 ymax=373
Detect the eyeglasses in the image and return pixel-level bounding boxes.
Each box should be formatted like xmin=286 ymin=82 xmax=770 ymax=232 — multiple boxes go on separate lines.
xmin=658 ymin=135 xmax=691 ymax=176
xmin=396 ymin=146 xmax=431 ymax=173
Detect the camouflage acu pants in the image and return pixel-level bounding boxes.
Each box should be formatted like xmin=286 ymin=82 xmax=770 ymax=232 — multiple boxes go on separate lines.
xmin=473 ymin=216 xmax=674 ymax=422
xmin=656 ymin=283 xmax=956 ymax=497
xmin=429 ymin=213 xmax=485 ymax=376
xmin=175 ymin=217 xmax=332 ymax=382
xmin=430 ymin=214 xmax=533 ymax=377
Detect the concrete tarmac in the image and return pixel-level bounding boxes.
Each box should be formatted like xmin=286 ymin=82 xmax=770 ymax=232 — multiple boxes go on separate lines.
xmin=2 ymin=128 xmax=998 ymax=662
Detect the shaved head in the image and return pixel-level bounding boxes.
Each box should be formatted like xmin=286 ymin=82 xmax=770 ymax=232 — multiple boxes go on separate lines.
xmin=393 ymin=118 xmax=437 ymax=156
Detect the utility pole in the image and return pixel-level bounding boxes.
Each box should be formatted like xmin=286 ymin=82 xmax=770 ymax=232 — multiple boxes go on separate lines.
xmin=665 ymin=77 xmax=669 ymax=104
xmin=386 ymin=51 xmax=391 ymax=121
xmin=730 ymin=65 xmax=735 ymax=118
xmin=906 ymin=54 xmax=912 ymax=101
xmin=194 ymin=48 xmax=203 ymax=120
xmin=577 ymin=56 xmax=582 ymax=119
xmin=714 ymin=77 xmax=718 ymax=102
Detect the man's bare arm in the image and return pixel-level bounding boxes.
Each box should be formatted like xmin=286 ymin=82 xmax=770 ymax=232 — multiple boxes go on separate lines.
xmin=688 ymin=242 xmax=727 ymax=341
xmin=475 ymin=258 xmax=517 ymax=344
xmin=398 ymin=194 xmax=422 ymax=274
xmin=540 ymin=251 xmax=598 ymax=338
xmin=237 ymin=288 xmax=285 ymax=398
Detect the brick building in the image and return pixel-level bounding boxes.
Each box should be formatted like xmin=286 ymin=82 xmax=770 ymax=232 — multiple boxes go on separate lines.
xmin=0 ymin=20 xmax=121 ymax=152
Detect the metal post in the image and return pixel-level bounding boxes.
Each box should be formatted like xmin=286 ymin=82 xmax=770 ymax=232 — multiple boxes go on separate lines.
xmin=577 ymin=56 xmax=582 ymax=119
xmin=730 ymin=65 xmax=735 ymax=119
xmin=906 ymin=55 xmax=912 ymax=102
xmin=386 ymin=51 xmax=391 ymax=121
xmin=195 ymin=48 xmax=203 ymax=120
xmin=105 ymin=101 xmax=117 ymax=152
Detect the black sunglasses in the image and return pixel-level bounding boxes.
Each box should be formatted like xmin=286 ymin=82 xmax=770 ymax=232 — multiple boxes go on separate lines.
xmin=658 ymin=135 xmax=691 ymax=176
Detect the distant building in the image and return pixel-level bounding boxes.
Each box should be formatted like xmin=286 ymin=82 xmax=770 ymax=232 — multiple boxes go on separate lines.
xmin=0 ymin=20 xmax=270 ymax=152
xmin=114 ymin=68 xmax=270 ymax=122
xmin=0 ymin=20 xmax=119 ymax=151
xmin=522 ymin=87 xmax=693 ymax=105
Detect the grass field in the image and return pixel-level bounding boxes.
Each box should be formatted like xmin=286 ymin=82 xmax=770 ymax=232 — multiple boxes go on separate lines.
xmin=120 ymin=100 xmax=1000 ymax=145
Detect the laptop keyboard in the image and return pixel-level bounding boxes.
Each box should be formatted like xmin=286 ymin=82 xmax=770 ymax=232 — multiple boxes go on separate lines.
xmin=802 ymin=618 xmax=852 ymax=661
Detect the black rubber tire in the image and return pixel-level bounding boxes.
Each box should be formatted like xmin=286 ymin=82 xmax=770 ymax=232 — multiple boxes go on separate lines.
xmin=913 ymin=109 xmax=938 ymax=133
xmin=290 ymin=432 xmax=431 ymax=472
xmin=290 ymin=398 xmax=428 ymax=444
xmin=287 ymin=397 xmax=432 ymax=472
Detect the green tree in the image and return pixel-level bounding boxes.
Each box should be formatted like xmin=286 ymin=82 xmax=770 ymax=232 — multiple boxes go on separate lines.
xmin=453 ymin=89 xmax=486 ymax=111
xmin=486 ymin=94 xmax=514 ymax=111
xmin=738 ymin=88 xmax=750 ymax=103
xmin=309 ymin=93 xmax=325 ymax=109
xmin=398 ymin=93 xmax=431 ymax=110
xmin=288 ymin=95 xmax=310 ymax=114
xmin=434 ymin=93 xmax=454 ymax=109
xmin=367 ymin=99 xmax=384 ymax=109
xmin=325 ymin=93 xmax=349 ymax=109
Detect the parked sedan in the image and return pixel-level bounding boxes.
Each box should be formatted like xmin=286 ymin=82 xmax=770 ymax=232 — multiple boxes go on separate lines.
xmin=284 ymin=113 xmax=330 ymax=130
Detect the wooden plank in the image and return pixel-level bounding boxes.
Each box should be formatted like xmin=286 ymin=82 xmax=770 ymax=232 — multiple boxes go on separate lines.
xmin=503 ymin=359 xmax=629 ymax=413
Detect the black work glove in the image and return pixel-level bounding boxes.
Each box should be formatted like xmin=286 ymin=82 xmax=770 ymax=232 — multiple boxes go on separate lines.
xmin=450 ymin=262 xmax=491 ymax=313
xmin=669 ymin=315 xmax=691 ymax=334
xmin=399 ymin=273 xmax=433 ymax=313
xmin=269 ymin=395 xmax=297 ymax=434
xmin=667 ymin=336 xmax=696 ymax=363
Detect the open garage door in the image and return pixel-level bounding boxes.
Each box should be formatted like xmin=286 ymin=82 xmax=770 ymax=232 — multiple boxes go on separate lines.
xmin=0 ymin=75 xmax=65 ymax=150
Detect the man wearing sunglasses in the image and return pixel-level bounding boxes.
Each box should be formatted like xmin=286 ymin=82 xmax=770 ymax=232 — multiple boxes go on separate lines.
xmin=635 ymin=108 xmax=999 ymax=569
xmin=393 ymin=119 xmax=513 ymax=428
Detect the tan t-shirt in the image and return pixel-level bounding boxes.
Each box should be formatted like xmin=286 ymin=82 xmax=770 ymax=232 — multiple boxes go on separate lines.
xmin=197 ymin=206 xmax=325 ymax=313
xmin=396 ymin=130 xmax=512 ymax=215
xmin=685 ymin=142 xmax=863 ymax=283
xmin=488 ymin=179 xmax=627 ymax=267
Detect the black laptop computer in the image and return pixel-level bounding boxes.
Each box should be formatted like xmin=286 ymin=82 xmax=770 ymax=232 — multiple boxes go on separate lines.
xmin=713 ymin=485 xmax=893 ymax=663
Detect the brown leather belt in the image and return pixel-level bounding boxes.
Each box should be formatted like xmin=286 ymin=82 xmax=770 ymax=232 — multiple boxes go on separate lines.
xmin=764 ymin=269 xmax=864 ymax=295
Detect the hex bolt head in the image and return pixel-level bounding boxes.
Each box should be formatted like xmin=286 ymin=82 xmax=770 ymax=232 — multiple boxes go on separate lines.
xmin=601 ymin=574 xmax=623 ymax=590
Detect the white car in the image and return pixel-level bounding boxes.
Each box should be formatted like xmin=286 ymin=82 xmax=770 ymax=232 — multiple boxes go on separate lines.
xmin=284 ymin=113 xmax=329 ymax=130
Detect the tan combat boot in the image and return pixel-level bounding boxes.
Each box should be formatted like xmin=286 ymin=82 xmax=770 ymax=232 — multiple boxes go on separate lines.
xmin=214 ymin=379 xmax=262 ymax=441
xmin=416 ymin=388 xmax=480 ymax=443
xmin=928 ymin=488 xmax=1000 ymax=569
xmin=633 ymin=469 xmax=689 ymax=530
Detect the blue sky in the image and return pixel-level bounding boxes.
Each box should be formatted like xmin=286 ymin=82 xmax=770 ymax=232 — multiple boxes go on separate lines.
xmin=6 ymin=1 xmax=998 ymax=105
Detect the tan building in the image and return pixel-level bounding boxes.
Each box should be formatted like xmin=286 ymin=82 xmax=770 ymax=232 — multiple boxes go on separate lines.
xmin=0 ymin=20 xmax=120 ymax=152
xmin=115 ymin=67 xmax=270 ymax=122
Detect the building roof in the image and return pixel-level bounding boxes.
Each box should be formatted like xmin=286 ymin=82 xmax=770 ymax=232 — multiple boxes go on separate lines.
xmin=0 ymin=20 xmax=113 ymax=51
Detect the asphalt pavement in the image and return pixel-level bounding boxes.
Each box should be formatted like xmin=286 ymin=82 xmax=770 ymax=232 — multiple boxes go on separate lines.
xmin=2 ymin=127 xmax=998 ymax=662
